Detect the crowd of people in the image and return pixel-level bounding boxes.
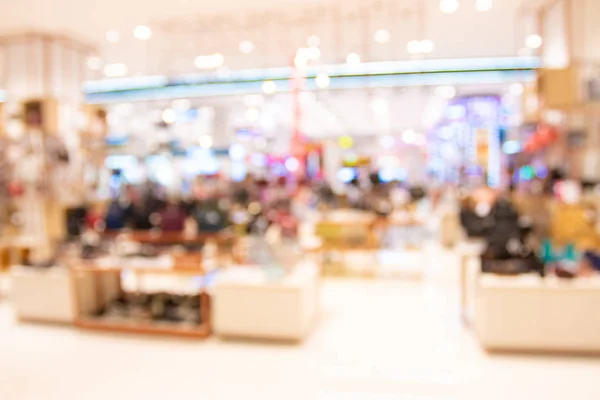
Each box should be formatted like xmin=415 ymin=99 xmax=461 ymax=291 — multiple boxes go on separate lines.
xmin=69 ymin=173 xmax=432 ymax=239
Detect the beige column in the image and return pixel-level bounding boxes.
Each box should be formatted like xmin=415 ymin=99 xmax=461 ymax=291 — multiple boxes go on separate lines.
xmin=0 ymin=32 xmax=97 ymax=258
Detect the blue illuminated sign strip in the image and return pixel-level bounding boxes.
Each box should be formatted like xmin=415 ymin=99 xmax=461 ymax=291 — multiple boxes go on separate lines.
xmin=84 ymin=56 xmax=539 ymax=104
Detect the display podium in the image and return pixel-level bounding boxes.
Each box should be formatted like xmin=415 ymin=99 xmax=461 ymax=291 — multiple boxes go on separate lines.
xmin=212 ymin=262 xmax=319 ymax=342
xmin=10 ymin=266 xmax=99 ymax=323
xmin=475 ymin=274 xmax=600 ymax=354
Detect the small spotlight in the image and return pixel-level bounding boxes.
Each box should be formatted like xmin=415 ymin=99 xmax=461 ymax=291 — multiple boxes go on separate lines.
xmin=285 ymin=157 xmax=300 ymax=172
xmin=420 ymin=40 xmax=435 ymax=53
xmin=440 ymin=0 xmax=459 ymax=14
xmin=239 ymin=40 xmax=255 ymax=54
xmin=199 ymin=136 xmax=213 ymax=149
xmin=262 ymin=80 xmax=277 ymax=94
xmin=346 ymin=53 xmax=361 ymax=65
xmin=510 ymin=83 xmax=524 ymax=97
xmin=134 ymin=25 xmax=152 ymax=40
xmin=315 ymin=73 xmax=330 ymax=89
xmin=402 ymin=129 xmax=417 ymax=144
xmin=374 ymin=29 xmax=390 ymax=44
xmin=475 ymin=0 xmax=493 ymax=12
xmin=525 ymin=34 xmax=543 ymax=49
xmin=87 ymin=56 xmax=102 ymax=70
xmin=194 ymin=53 xmax=224 ymax=69
xmin=162 ymin=109 xmax=176 ymax=124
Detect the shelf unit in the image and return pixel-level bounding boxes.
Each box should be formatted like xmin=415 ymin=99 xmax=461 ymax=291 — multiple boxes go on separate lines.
xmin=70 ymin=257 xmax=211 ymax=339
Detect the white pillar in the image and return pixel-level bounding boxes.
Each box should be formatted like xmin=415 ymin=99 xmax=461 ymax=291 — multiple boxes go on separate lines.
xmin=0 ymin=32 xmax=96 ymax=249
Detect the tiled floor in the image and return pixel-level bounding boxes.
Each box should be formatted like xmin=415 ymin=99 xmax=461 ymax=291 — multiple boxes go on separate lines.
xmin=1 ymin=252 xmax=600 ymax=400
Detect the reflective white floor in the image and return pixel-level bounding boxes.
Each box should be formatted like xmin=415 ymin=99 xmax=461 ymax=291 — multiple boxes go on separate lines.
xmin=1 ymin=251 xmax=600 ymax=400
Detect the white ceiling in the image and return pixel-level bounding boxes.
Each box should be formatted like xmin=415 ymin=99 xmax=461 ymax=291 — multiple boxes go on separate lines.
xmin=0 ymin=0 xmax=550 ymax=77
xmin=108 ymin=82 xmax=518 ymax=146
xmin=0 ymin=0 xmax=538 ymax=144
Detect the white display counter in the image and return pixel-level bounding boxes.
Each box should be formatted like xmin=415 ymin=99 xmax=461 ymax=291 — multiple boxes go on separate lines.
xmin=10 ymin=266 xmax=103 ymax=323
xmin=212 ymin=262 xmax=319 ymax=342
xmin=475 ymin=274 xmax=600 ymax=354
xmin=457 ymin=239 xmax=486 ymax=324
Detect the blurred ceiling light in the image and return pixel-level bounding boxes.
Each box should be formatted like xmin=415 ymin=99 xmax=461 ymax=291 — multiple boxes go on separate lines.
xmin=370 ymin=98 xmax=389 ymax=115
xmin=440 ymin=0 xmax=459 ymax=14
xmin=420 ymin=39 xmax=435 ymax=53
xmin=374 ymin=29 xmax=391 ymax=44
xmin=338 ymin=136 xmax=354 ymax=149
xmin=162 ymin=108 xmax=177 ymax=124
xmin=402 ymin=129 xmax=417 ymax=144
xmin=285 ymin=157 xmax=300 ymax=172
xmin=245 ymin=108 xmax=260 ymax=122
xmin=262 ymin=80 xmax=277 ymax=94
xmin=134 ymin=25 xmax=152 ymax=40
xmin=315 ymin=73 xmax=330 ymax=89
xmin=346 ymin=53 xmax=361 ymax=65
xmin=379 ymin=135 xmax=395 ymax=149
xmin=307 ymin=46 xmax=321 ymax=61
xmin=87 ymin=56 xmax=102 ymax=70
xmin=475 ymin=0 xmax=493 ymax=12
xmin=199 ymin=135 xmax=213 ymax=149
xmin=510 ymin=83 xmax=524 ymax=96
xmin=105 ymin=30 xmax=121 ymax=43
xmin=294 ymin=49 xmax=309 ymax=68
xmin=172 ymin=98 xmax=191 ymax=111
xmin=407 ymin=40 xmax=421 ymax=54
xmin=307 ymin=35 xmax=321 ymax=47
xmin=103 ymin=63 xmax=128 ymax=78
xmin=525 ymin=34 xmax=543 ymax=49
xmin=239 ymin=40 xmax=255 ymax=54
xmin=407 ymin=40 xmax=434 ymax=55
xmin=194 ymin=53 xmax=224 ymax=69
xmin=435 ymin=85 xmax=457 ymax=99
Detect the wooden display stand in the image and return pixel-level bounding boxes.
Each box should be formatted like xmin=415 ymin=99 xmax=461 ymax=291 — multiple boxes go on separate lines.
xmin=312 ymin=219 xmax=380 ymax=278
xmin=0 ymin=236 xmax=36 ymax=271
xmin=537 ymin=67 xmax=580 ymax=110
xmin=101 ymin=230 xmax=235 ymax=248
xmin=71 ymin=256 xmax=211 ymax=339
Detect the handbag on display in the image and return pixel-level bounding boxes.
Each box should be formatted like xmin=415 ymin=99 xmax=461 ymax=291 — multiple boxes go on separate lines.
xmin=105 ymin=201 xmax=128 ymax=230
xmin=480 ymin=197 xmax=545 ymax=276
xmin=193 ymin=199 xmax=228 ymax=233
xmin=583 ymin=250 xmax=600 ymax=272
xmin=481 ymin=254 xmax=545 ymax=276
xmin=459 ymin=209 xmax=490 ymax=238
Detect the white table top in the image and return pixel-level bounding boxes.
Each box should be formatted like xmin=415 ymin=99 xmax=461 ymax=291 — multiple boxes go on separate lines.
xmin=479 ymin=273 xmax=600 ymax=290
xmin=215 ymin=262 xmax=319 ymax=289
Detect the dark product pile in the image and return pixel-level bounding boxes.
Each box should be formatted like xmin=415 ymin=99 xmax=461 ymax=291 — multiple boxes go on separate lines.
xmin=94 ymin=292 xmax=204 ymax=325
